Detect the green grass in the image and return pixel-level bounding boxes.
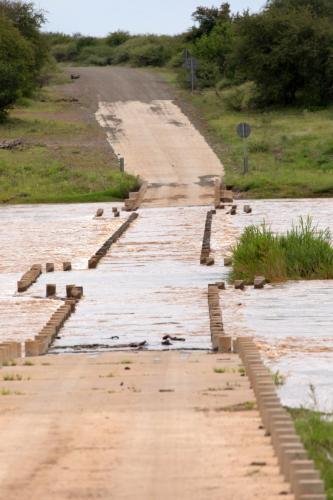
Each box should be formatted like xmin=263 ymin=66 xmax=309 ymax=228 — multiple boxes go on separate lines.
xmin=231 ymin=217 xmax=333 ymax=284
xmin=0 ymin=87 xmax=139 ymax=204
xmin=290 ymin=407 xmax=333 ymax=499
xmin=157 ymin=69 xmax=333 ymax=198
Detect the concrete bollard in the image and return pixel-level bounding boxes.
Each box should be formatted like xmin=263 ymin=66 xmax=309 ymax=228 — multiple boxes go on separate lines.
xmin=88 ymin=256 xmax=98 ymax=269
xmin=220 ymin=190 xmax=233 ymax=203
xmin=294 ymin=480 xmax=325 ymax=498
xmin=96 ymin=208 xmax=104 ymax=217
xmin=224 ymin=257 xmax=233 ymax=267
xmin=112 ymin=207 xmax=118 ymax=213
xmin=216 ymin=282 xmax=226 ymax=290
xmin=254 ymin=276 xmax=266 ymax=289
xmin=46 ymin=284 xmax=56 ymax=297
xmin=63 ymin=262 xmax=72 ymax=272
xmin=292 ymin=471 xmax=321 ymax=495
xmin=46 ymin=263 xmax=54 ymax=273
xmin=25 ymin=340 xmax=43 ymax=357
xmin=65 ymin=299 xmax=76 ymax=312
xmin=244 ymin=205 xmax=252 ymax=214
xmin=66 ymin=285 xmax=76 ymax=298
xmin=234 ymin=280 xmax=245 ymax=290
xmin=214 ymin=335 xmax=232 ymax=353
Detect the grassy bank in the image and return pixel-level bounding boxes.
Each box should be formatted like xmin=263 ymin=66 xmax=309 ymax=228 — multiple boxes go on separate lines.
xmin=290 ymin=407 xmax=333 ymax=499
xmin=230 ymin=217 xmax=333 ymax=283
xmin=0 ymin=83 xmax=138 ymax=204
xmin=158 ymin=69 xmax=333 ymax=198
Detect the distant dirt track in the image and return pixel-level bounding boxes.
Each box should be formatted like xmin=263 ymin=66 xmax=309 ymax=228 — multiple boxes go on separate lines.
xmin=65 ymin=67 xmax=224 ymax=207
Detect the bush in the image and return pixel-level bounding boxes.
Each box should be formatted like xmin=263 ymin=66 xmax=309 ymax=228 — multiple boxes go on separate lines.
xmin=131 ymin=43 xmax=170 ymax=67
xmin=52 ymin=42 xmax=78 ymax=62
xmin=0 ymin=15 xmax=34 ymax=118
xmin=224 ymin=82 xmax=257 ymax=111
xmin=230 ymin=217 xmax=333 ymax=283
xmin=106 ymin=30 xmax=130 ymax=47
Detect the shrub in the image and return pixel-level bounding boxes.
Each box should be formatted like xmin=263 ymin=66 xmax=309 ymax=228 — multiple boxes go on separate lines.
xmin=224 ymin=82 xmax=257 ymax=111
xmin=106 ymin=30 xmax=130 ymax=47
xmin=230 ymin=217 xmax=333 ymax=283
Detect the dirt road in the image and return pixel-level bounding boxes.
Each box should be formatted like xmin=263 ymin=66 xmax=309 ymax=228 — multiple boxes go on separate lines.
xmin=0 ymin=352 xmax=291 ymax=500
xmin=67 ymin=67 xmax=223 ymax=206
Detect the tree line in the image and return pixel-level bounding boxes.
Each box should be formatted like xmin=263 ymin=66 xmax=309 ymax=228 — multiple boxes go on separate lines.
xmin=1 ymin=0 xmax=333 ymax=113
xmin=0 ymin=1 xmax=49 ymax=119
xmin=48 ymin=0 xmax=333 ymax=107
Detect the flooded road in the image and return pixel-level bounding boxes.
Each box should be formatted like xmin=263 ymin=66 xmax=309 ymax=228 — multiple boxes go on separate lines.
xmin=1 ymin=198 xmax=333 ymax=410
xmin=24 ymin=207 xmax=224 ymax=351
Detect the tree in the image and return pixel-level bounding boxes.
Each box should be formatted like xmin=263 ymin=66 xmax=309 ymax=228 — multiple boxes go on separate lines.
xmin=0 ymin=15 xmax=34 ymax=118
xmin=232 ymin=4 xmax=333 ymax=105
xmin=0 ymin=1 xmax=48 ymax=82
xmin=187 ymin=2 xmax=231 ymax=40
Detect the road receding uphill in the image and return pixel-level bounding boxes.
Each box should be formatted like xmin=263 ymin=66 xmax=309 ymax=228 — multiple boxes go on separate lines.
xmin=66 ymin=67 xmax=223 ymax=206
xmin=0 ymin=68 xmax=299 ymax=500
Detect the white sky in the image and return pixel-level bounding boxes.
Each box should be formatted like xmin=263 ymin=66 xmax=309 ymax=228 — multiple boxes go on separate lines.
xmin=32 ymin=0 xmax=265 ymax=36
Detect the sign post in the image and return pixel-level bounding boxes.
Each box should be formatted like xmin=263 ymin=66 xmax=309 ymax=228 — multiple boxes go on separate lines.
xmin=183 ymin=51 xmax=198 ymax=93
xmin=236 ymin=123 xmax=251 ymax=174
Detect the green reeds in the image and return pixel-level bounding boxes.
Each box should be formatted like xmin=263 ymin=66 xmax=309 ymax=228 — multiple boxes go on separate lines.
xmin=231 ymin=217 xmax=333 ymax=283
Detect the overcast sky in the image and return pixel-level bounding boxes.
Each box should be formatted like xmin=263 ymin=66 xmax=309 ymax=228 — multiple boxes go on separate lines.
xmin=33 ymin=0 xmax=265 ymax=36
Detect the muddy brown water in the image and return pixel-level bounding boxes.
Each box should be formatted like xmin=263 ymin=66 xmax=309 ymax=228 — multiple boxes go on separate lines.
xmin=214 ymin=199 xmax=333 ymax=410
xmin=24 ymin=206 xmax=224 ymax=351
xmin=1 ymin=199 xmax=333 ymax=410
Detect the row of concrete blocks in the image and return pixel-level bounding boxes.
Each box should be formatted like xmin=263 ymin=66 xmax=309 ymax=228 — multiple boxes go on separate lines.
xmin=0 ymin=342 xmax=22 ymax=364
xmin=123 ymin=182 xmax=148 ymax=212
xmin=235 ymin=337 xmax=326 ymax=500
xmin=208 ymin=283 xmax=232 ymax=353
xmin=88 ymin=213 xmax=139 ymax=269
xmin=25 ymin=287 xmax=82 ymax=356
xmin=200 ymin=210 xmax=215 ymax=266
xmin=17 ymin=264 xmax=42 ymax=292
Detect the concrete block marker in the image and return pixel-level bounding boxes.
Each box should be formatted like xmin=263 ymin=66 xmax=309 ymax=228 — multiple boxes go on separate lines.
xmin=234 ymin=280 xmax=245 ymax=290
xmin=63 ymin=262 xmax=72 ymax=272
xmin=254 ymin=276 xmax=266 ymax=289
xmin=96 ymin=208 xmax=104 ymax=217
xmin=224 ymin=256 xmax=233 ymax=267
xmin=88 ymin=213 xmax=139 ymax=269
xmin=243 ymin=204 xmax=252 ymax=213
xmin=46 ymin=263 xmax=54 ymax=273
xmin=123 ymin=181 xmax=148 ymax=211
xmin=17 ymin=264 xmax=42 ymax=292
xmin=220 ymin=189 xmax=234 ymax=203
xmin=46 ymin=284 xmax=56 ymax=297
xmin=294 ymin=480 xmax=325 ymax=498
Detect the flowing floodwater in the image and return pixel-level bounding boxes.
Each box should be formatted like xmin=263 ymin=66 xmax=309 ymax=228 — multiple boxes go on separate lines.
xmin=25 ymin=207 xmax=224 ymax=351
xmin=213 ymin=199 xmax=333 ymax=410
xmin=1 ymin=199 xmax=333 ymax=409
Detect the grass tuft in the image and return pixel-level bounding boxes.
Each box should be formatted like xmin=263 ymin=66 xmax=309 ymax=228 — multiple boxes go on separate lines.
xmin=231 ymin=217 xmax=333 ymax=284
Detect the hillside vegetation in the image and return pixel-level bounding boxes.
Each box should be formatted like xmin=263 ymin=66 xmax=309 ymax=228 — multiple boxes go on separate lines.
xmin=0 ymin=1 xmax=138 ymax=203
xmin=45 ymin=0 xmax=333 ymax=198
